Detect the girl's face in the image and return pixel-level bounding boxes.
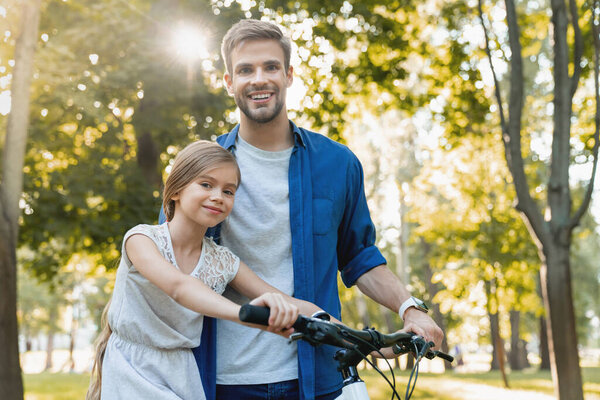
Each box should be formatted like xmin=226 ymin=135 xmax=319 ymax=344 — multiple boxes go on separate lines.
xmin=172 ymin=162 xmax=238 ymax=228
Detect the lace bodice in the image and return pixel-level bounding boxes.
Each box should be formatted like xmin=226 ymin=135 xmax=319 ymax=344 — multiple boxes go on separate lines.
xmin=124 ymin=223 xmax=239 ymax=295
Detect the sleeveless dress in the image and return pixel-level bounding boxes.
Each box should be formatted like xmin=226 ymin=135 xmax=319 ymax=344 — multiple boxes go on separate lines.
xmin=101 ymin=223 xmax=240 ymax=399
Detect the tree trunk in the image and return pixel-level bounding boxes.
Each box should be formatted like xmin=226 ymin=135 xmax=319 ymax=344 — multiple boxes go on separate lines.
xmin=136 ymin=129 xmax=161 ymax=187
xmin=354 ymin=294 xmax=377 ymax=366
xmin=479 ymin=0 xmax=594 ymax=395
xmin=540 ymin=245 xmax=583 ymax=399
xmin=539 ymin=315 xmax=551 ymax=370
xmin=67 ymin=305 xmax=78 ymax=372
xmin=398 ymin=192 xmax=414 ymax=371
xmin=44 ymin=332 xmax=54 ymax=371
xmin=355 ymin=292 xmax=371 ymax=329
xmin=519 ymin=339 xmax=531 ymax=369
xmin=422 ymin=249 xmax=451 ymax=371
xmin=489 ymin=310 xmax=501 ymax=370
xmin=509 ymin=310 xmax=526 ymax=370
xmin=0 ymin=229 xmax=22 ymax=399
xmin=378 ymin=304 xmax=401 ymax=369
xmin=0 ymin=1 xmax=41 ymax=398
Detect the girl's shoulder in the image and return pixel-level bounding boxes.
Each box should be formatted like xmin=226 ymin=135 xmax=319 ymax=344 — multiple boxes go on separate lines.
xmin=124 ymin=223 xmax=165 ymax=242
xmin=120 ymin=223 xmax=173 ymax=269
xmin=122 ymin=223 xmax=171 ymax=255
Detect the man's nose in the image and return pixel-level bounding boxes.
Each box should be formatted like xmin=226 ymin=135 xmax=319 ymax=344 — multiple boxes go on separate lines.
xmin=251 ymin=68 xmax=267 ymax=84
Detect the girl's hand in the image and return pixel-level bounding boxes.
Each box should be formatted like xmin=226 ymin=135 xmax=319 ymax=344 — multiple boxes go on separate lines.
xmin=249 ymin=293 xmax=298 ymax=338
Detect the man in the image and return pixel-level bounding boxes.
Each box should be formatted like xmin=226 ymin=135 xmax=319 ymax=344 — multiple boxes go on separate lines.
xmin=170 ymin=19 xmax=443 ymax=400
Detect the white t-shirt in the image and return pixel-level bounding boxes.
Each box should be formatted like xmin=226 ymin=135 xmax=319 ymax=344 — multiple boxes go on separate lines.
xmin=216 ymin=135 xmax=298 ymax=384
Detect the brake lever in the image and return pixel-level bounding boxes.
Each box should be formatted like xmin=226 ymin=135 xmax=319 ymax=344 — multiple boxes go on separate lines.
xmin=289 ymin=332 xmax=324 ymax=347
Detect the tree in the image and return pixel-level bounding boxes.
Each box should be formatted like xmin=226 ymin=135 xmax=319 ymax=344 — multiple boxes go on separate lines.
xmin=478 ymin=0 xmax=600 ymax=397
xmin=0 ymin=0 xmax=41 ymax=398
xmin=407 ymin=135 xmax=541 ymax=372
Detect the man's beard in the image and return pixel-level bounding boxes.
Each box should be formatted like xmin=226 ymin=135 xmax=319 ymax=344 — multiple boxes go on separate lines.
xmin=235 ymin=88 xmax=285 ymax=124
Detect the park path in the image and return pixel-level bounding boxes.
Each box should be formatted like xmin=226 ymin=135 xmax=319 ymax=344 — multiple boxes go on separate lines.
xmin=432 ymin=379 xmax=556 ymax=400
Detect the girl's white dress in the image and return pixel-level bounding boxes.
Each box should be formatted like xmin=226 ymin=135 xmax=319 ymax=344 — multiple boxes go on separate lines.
xmin=101 ymin=223 xmax=240 ymax=399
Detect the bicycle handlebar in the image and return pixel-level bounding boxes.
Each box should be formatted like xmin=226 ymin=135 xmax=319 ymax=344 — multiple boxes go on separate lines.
xmin=239 ymin=304 xmax=453 ymax=363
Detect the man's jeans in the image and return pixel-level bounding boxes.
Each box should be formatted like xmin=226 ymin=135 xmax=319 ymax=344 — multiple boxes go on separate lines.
xmin=216 ymin=379 xmax=342 ymax=400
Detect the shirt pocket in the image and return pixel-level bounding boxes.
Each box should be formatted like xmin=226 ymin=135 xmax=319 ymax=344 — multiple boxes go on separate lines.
xmin=312 ymin=197 xmax=334 ymax=235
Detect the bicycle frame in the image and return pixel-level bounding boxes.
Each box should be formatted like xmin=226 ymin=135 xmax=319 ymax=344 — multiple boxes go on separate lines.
xmin=337 ymin=365 xmax=370 ymax=400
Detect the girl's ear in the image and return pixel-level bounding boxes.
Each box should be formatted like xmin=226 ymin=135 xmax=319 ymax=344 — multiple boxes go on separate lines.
xmin=171 ymin=192 xmax=180 ymax=201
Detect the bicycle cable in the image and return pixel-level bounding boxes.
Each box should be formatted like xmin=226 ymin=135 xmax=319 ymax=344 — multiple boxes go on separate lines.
xmin=341 ymin=331 xmax=402 ymax=400
xmin=345 ymin=333 xmax=429 ymax=400
xmin=404 ymin=341 xmax=421 ymax=400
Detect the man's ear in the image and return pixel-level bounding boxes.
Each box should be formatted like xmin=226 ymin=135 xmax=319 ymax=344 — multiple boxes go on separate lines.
xmin=286 ymin=65 xmax=293 ymax=88
xmin=224 ymin=73 xmax=234 ymax=96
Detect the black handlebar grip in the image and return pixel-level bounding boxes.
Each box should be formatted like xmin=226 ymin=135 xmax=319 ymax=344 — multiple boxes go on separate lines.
xmin=436 ymin=352 xmax=454 ymax=363
xmin=239 ymin=304 xmax=270 ymax=326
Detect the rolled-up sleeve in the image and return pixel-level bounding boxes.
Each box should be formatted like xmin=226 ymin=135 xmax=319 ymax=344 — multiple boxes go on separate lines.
xmin=337 ymin=154 xmax=387 ymax=287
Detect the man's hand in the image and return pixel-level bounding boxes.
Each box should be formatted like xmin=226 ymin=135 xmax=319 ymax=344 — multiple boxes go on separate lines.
xmin=371 ymin=311 xmax=443 ymax=359
xmin=356 ymin=265 xmax=445 ymax=351
xmin=401 ymin=308 xmax=444 ymax=350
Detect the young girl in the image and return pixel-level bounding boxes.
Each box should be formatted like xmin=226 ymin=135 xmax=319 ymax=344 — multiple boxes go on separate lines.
xmin=86 ymin=141 xmax=321 ymax=400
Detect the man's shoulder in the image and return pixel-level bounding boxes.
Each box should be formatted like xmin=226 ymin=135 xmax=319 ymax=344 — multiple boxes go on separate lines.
xmin=297 ymin=126 xmax=355 ymax=158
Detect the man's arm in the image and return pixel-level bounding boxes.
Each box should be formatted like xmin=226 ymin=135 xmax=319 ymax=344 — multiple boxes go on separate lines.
xmin=356 ymin=265 xmax=444 ymax=349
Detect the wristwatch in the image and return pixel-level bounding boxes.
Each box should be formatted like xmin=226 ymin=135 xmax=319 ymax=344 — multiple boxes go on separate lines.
xmin=398 ymin=296 xmax=429 ymax=321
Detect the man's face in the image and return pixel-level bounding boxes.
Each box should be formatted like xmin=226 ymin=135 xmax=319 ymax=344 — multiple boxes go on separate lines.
xmin=224 ymin=39 xmax=293 ymax=124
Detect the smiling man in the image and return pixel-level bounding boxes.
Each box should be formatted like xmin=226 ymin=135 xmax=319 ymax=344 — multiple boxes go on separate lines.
xmin=192 ymin=19 xmax=444 ymax=400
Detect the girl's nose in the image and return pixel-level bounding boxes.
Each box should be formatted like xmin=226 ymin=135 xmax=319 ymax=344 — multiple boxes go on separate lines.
xmin=210 ymin=189 xmax=223 ymax=201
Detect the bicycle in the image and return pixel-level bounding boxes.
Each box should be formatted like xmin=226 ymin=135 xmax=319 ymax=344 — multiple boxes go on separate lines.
xmin=239 ymin=304 xmax=453 ymax=400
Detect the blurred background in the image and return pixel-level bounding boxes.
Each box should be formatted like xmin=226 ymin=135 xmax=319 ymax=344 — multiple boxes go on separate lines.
xmin=1 ymin=0 xmax=599 ymax=399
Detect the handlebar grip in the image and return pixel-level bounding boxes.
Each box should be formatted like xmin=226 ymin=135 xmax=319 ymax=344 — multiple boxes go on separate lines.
xmin=436 ymin=352 xmax=454 ymax=363
xmin=239 ymin=304 xmax=271 ymax=326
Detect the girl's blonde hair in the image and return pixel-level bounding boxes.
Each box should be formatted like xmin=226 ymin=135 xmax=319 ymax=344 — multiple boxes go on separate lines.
xmin=163 ymin=140 xmax=240 ymax=221
xmin=86 ymin=299 xmax=112 ymax=400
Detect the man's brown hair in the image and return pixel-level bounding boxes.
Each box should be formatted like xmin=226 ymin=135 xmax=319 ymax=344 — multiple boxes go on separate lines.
xmin=221 ymin=19 xmax=291 ymax=74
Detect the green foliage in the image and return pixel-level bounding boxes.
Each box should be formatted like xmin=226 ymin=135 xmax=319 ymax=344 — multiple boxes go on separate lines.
xmin=571 ymin=214 xmax=600 ymax=346
xmin=15 ymin=0 xmax=246 ymax=279
xmin=407 ymin=134 xmax=541 ymax=344
xmin=16 ymin=263 xmax=63 ymax=342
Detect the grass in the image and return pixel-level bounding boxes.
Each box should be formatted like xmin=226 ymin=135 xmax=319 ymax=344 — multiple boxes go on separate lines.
xmin=361 ymin=366 xmax=600 ymax=400
xmin=22 ymin=367 xmax=600 ymax=400
xmin=23 ymin=372 xmax=90 ymax=400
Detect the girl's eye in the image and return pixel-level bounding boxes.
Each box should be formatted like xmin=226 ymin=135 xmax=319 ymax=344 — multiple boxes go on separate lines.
xmin=200 ymin=182 xmax=211 ymax=188
xmin=224 ymin=190 xmax=235 ymax=196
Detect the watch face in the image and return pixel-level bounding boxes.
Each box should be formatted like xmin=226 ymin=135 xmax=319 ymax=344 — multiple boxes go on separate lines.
xmin=413 ymin=297 xmax=429 ymax=311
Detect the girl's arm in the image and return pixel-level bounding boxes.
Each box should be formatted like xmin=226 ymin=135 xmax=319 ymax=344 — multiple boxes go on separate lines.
xmin=229 ymin=261 xmax=342 ymax=324
xmin=126 ymin=234 xmax=297 ymax=333
xmin=231 ymin=262 xmax=401 ymax=359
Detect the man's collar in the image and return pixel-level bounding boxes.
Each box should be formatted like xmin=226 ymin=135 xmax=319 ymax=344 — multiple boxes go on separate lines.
xmin=223 ymin=121 xmax=306 ymax=150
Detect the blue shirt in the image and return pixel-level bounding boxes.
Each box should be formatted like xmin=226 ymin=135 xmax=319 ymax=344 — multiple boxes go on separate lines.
xmin=160 ymin=122 xmax=386 ymax=399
